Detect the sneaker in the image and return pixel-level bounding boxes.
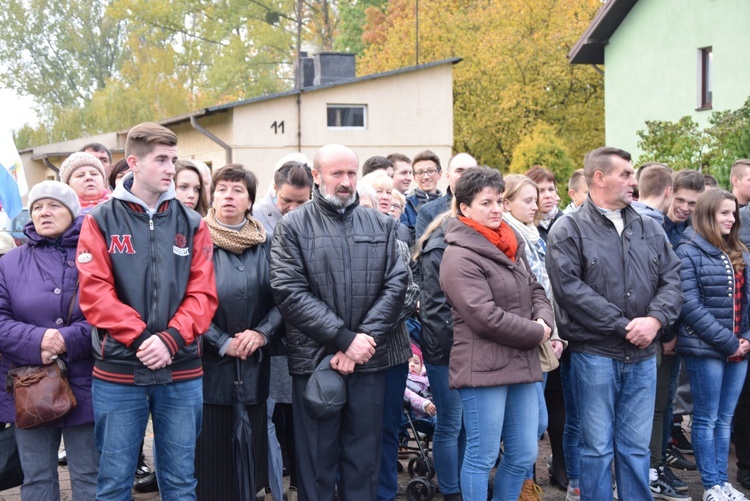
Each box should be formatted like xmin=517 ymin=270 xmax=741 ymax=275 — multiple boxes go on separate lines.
xmin=650 ymin=465 xmax=691 ymax=500
xmin=722 ymin=482 xmax=750 ymax=501
xmin=565 ymin=485 xmax=580 ymax=501
xmin=667 ymin=444 xmax=698 ymax=471
xmin=703 ymin=485 xmax=730 ymax=501
xmin=672 ymin=424 xmax=694 ymax=454
xmin=57 ymin=448 xmax=67 ymax=466
xmin=661 ymin=463 xmax=689 ymax=493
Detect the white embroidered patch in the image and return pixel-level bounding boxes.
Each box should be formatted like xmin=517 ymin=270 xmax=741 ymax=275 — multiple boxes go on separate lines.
xmin=77 ymin=253 xmax=93 ymax=263
xmin=173 ymin=246 xmax=190 ymax=257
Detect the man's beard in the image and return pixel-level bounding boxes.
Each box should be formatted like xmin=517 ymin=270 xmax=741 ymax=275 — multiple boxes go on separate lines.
xmin=320 ymin=183 xmax=356 ymax=208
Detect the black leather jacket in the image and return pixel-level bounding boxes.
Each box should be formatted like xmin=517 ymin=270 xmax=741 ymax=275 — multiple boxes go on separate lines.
xmin=546 ymin=198 xmax=682 ymax=362
xmin=270 ymin=188 xmax=408 ymax=376
xmin=203 ymin=241 xmax=283 ymax=405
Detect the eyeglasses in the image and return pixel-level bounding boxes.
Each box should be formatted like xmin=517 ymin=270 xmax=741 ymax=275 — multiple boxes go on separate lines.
xmin=390 ymin=204 xmax=404 ymax=210
xmin=413 ymin=169 xmax=440 ymax=177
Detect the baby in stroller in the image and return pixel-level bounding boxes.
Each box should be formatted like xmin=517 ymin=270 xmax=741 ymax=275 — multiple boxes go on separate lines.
xmin=404 ymin=343 xmax=437 ymax=426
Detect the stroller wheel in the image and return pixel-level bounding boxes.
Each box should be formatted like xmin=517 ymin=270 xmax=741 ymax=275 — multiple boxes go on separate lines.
xmin=406 ymin=477 xmax=434 ymax=501
xmin=407 ymin=457 xmax=435 ymax=479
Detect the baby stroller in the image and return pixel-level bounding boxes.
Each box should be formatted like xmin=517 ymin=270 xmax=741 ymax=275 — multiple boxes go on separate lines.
xmin=400 ymin=401 xmax=436 ymax=501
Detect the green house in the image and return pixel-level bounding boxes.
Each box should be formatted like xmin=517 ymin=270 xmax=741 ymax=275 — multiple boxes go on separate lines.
xmin=568 ymin=0 xmax=750 ymax=158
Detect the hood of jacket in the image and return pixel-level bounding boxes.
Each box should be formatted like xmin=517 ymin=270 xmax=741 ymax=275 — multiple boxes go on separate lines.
xmin=112 ymin=172 xmax=175 ymax=212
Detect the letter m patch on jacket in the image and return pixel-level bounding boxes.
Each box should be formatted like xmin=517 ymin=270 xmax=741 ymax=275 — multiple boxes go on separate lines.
xmin=108 ymin=235 xmax=136 ymax=254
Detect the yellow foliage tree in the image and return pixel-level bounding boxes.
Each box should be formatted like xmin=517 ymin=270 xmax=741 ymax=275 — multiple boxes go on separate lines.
xmin=358 ymin=0 xmax=604 ymax=170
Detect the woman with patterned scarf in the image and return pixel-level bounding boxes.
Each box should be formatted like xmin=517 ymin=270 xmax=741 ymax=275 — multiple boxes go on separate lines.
xmin=195 ymin=164 xmax=283 ymax=500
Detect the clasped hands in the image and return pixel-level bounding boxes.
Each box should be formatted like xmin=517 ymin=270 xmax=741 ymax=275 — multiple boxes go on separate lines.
xmin=40 ymin=328 xmax=66 ymax=364
xmin=330 ymin=333 xmax=376 ymax=375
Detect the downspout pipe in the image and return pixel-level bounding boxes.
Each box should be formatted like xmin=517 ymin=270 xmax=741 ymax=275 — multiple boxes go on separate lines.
xmin=190 ymin=115 xmax=232 ymax=165
xmin=43 ymin=157 xmax=60 ymax=178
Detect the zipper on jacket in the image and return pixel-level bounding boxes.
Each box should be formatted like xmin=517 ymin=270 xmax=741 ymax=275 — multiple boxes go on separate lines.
xmin=341 ymin=219 xmax=352 ymax=328
xmin=148 ymin=214 xmax=159 ymax=332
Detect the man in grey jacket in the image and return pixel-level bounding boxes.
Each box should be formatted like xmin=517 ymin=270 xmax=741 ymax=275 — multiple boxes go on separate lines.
xmin=547 ymin=146 xmax=682 ymax=501
xmin=270 ymin=144 xmax=408 ymax=501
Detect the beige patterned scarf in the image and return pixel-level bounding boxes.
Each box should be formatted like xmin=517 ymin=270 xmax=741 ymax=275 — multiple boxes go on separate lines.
xmin=204 ymin=208 xmax=266 ymax=254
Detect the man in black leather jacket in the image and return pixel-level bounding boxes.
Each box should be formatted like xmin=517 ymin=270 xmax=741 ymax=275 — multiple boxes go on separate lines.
xmin=547 ymin=146 xmax=682 ymax=501
xmin=270 ymin=144 xmax=408 ymax=501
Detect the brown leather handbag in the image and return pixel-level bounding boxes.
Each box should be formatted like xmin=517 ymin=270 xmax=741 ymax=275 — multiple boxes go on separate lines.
xmin=6 ymin=358 xmax=77 ymax=429
xmin=4 ymin=281 xmax=79 ymax=429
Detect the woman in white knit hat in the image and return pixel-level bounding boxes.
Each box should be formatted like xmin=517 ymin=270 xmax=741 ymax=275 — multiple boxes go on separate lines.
xmin=59 ymin=152 xmax=111 ymax=213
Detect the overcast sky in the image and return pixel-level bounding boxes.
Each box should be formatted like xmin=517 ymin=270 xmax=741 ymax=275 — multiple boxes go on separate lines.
xmin=0 ymin=87 xmax=39 ymax=140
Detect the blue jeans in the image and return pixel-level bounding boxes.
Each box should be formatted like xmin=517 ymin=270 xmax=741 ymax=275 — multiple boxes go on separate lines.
xmin=425 ymin=363 xmax=464 ymax=495
xmin=570 ymin=352 xmax=655 ymax=501
xmin=92 ymin=378 xmax=203 ymax=501
xmin=15 ymin=423 xmax=98 ymax=500
xmin=377 ymin=362 xmax=409 ymax=501
xmin=684 ymin=355 xmax=748 ymax=488
xmin=459 ymin=383 xmax=538 ymax=501
xmin=560 ymin=355 xmax=581 ymax=481
xmin=525 ymin=377 xmax=548 ymax=480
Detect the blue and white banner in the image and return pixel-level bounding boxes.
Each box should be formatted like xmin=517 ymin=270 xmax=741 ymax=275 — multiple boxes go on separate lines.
xmin=0 ymin=132 xmax=28 ymax=219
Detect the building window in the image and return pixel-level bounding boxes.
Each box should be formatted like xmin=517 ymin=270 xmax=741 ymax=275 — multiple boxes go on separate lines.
xmin=327 ymin=105 xmax=366 ymax=129
xmin=698 ymin=47 xmax=712 ymax=110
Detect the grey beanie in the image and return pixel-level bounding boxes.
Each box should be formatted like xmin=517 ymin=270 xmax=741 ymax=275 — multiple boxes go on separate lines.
xmin=27 ymin=181 xmax=82 ymax=218
xmin=59 ymin=152 xmax=107 ymax=185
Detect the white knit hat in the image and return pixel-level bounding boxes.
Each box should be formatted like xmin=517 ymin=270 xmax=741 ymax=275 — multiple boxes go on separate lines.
xmin=59 ymin=152 xmax=107 ymax=185
xmin=27 ymin=181 xmax=82 ymax=218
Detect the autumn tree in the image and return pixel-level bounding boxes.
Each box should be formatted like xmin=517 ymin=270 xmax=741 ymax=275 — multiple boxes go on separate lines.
xmin=0 ymin=0 xmax=125 ymax=109
xmin=358 ymin=0 xmax=604 ymax=170
xmin=636 ymin=97 xmax=750 ymax=187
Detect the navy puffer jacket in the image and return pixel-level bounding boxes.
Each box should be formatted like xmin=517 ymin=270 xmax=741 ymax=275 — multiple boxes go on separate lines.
xmin=675 ymin=227 xmax=750 ymax=360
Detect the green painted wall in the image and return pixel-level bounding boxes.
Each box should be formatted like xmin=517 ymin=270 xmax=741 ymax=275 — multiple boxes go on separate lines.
xmin=604 ymin=0 xmax=750 ymax=159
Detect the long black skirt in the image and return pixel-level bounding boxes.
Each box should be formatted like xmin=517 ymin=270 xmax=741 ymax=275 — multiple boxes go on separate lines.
xmin=195 ymin=402 xmax=268 ymax=501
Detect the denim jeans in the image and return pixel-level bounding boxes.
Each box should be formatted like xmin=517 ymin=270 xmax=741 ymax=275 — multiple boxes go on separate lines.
xmin=570 ymin=352 xmax=656 ymax=501
xmin=377 ymin=362 xmax=409 ymax=501
xmin=525 ymin=376 xmax=548 ymax=480
xmin=425 ymin=363 xmax=464 ymax=495
xmin=683 ymin=355 xmax=748 ymax=488
xmin=459 ymin=383 xmax=538 ymax=501
xmin=560 ymin=355 xmax=580 ymax=481
xmin=15 ymin=423 xmax=98 ymax=501
xmin=92 ymin=378 xmax=203 ymax=501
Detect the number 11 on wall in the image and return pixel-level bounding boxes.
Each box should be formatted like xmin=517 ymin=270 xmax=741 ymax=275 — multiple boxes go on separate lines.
xmin=271 ymin=121 xmax=285 ymax=134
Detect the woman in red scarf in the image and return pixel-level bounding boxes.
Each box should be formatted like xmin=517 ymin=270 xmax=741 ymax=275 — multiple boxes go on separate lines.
xmin=439 ymin=166 xmax=554 ymax=500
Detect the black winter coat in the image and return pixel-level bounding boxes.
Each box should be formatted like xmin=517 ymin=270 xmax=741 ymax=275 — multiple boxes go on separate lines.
xmin=675 ymin=227 xmax=750 ymax=360
xmin=270 ymin=188 xmax=408 ymax=375
xmin=203 ymin=241 xmax=282 ymax=405
xmin=417 ymin=223 xmax=452 ymax=366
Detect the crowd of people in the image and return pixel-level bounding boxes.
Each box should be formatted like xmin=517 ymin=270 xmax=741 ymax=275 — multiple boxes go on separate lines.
xmin=1 ymin=121 xmax=750 ymax=501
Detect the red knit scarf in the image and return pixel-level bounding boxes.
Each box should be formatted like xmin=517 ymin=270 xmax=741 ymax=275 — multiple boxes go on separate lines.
xmin=458 ymin=215 xmax=517 ymax=261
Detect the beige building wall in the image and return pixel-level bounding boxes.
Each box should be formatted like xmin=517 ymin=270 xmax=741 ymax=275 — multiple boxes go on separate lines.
xmin=18 ymin=60 xmax=456 ymax=204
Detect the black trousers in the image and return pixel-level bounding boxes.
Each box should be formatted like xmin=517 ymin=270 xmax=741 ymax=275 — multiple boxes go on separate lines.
xmin=293 ymin=371 xmax=385 ymax=501
xmin=735 ymin=366 xmax=750 ymax=470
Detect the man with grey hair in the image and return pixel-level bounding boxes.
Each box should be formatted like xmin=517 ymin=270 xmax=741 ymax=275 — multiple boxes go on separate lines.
xmin=547 ymin=146 xmax=682 ymax=501
xmin=270 ymin=144 xmax=408 ymax=501
xmin=415 ymin=152 xmax=477 ymax=239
